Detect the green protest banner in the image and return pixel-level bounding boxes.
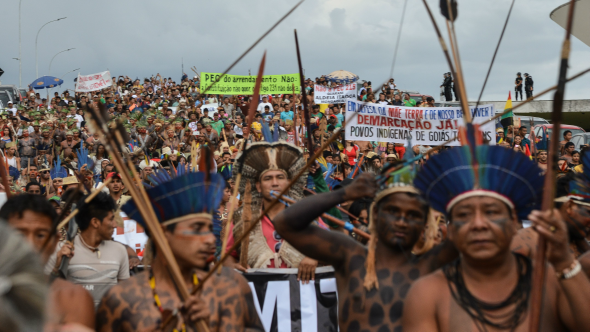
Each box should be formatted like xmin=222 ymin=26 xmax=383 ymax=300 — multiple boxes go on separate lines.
xmin=200 ymin=73 xmax=301 ymax=95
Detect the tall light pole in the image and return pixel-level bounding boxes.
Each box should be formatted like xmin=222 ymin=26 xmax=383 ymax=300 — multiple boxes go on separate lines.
xmin=60 ymin=68 xmax=79 ymax=79
xmin=18 ymin=0 xmax=22 ymax=88
xmin=48 ymin=48 xmax=75 ymax=75
xmin=36 ymin=17 xmax=67 ymax=78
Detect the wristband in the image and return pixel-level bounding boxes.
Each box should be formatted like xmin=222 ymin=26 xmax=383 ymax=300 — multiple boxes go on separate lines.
xmin=556 ymin=259 xmax=581 ymax=280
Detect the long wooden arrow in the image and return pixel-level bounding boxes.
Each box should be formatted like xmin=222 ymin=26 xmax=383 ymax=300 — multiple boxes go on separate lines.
xmin=529 ymin=1 xmax=577 ymax=331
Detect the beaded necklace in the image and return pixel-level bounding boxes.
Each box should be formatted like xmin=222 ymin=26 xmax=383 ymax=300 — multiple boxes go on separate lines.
xmin=149 ymin=269 xmax=199 ymax=332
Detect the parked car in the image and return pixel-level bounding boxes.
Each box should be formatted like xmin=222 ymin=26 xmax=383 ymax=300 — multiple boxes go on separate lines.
xmin=494 ymin=114 xmax=549 ymax=128
xmin=570 ymin=133 xmax=590 ymax=151
xmin=0 ymin=85 xmax=21 ymax=103
xmin=0 ymin=91 xmax=14 ymax=109
xmin=532 ymin=124 xmax=585 ymax=146
xmin=19 ymin=88 xmax=28 ymax=100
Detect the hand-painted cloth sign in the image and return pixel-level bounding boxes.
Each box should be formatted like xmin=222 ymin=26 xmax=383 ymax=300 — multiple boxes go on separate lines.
xmin=200 ymin=73 xmax=301 ymax=95
xmin=314 ymin=83 xmax=357 ymax=104
xmin=345 ymin=99 xmax=495 ymax=146
xmin=75 ymin=71 xmax=112 ymax=92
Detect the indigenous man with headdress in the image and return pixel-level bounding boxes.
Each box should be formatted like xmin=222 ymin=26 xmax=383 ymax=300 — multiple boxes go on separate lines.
xmin=37 ymin=125 xmax=55 ymax=165
xmin=224 ymin=141 xmax=320 ymax=281
xmin=18 ymin=125 xmax=37 ymax=167
xmin=38 ymin=161 xmax=53 ymax=196
xmin=50 ymin=156 xmax=68 ymax=197
xmin=53 ymin=119 xmax=67 ymax=145
xmin=97 ymin=162 xmax=263 ymax=331
xmin=135 ymin=117 xmax=154 ymax=152
xmin=30 ymin=120 xmax=42 ymax=140
xmin=404 ymin=126 xmax=590 ymax=331
xmin=60 ymin=130 xmax=78 ymax=157
xmin=273 ymin=158 xmax=458 ymax=332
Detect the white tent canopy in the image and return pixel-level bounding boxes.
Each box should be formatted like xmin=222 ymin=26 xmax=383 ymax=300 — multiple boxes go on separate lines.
xmin=550 ymin=0 xmax=590 ymax=47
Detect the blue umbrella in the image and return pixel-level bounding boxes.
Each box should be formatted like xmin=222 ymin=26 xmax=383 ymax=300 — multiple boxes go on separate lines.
xmin=325 ymin=70 xmax=359 ymax=85
xmin=30 ymin=76 xmax=64 ymax=90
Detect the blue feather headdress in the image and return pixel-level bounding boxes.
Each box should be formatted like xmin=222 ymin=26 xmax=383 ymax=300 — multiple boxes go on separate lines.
xmin=76 ymin=142 xmax=94 ymax=172
xmin=414 ymin=124 xmax=544 ymax=219
xmin=121 ymin=171 xmax=225 ymax=230
xmin=50 ymin=156 xmax=68 ymax=179
xmin=566 ymin=151 xmax=590 ymax=206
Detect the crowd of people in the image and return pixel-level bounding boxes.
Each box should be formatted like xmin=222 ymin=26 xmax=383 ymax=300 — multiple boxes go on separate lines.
xmin=0 ymin=73 xmax=589 ymax=332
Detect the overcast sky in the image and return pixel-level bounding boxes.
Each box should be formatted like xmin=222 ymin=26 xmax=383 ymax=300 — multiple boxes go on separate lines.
xmin=1 ymin=0 xmax=589 ymax=101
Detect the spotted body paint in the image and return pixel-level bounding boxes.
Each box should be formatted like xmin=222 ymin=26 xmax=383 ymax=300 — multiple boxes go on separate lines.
xmin=96 ymin=267 xmax=263 ymax=332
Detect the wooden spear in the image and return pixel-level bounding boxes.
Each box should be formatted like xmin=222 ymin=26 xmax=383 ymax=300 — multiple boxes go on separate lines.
xmin=218 ymin=52 xmax=266 ymax=274
xmin=86 ymin=103 xmax=209 ymax=332
xmin=294 ymin=29 xmax=314 ymax=154
xmin=529 ymin=1 xmax=577 ymax=331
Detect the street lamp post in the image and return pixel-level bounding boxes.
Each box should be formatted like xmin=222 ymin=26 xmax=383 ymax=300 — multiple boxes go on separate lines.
xmin=19 ymin=0 xmax=22 ymax=88
xmin=48 ymin=48 xmax=75 ymax=75
xmin=60 ymin=68 xmax=80 ymax=80
xmin=36 ymin=17 xmax=67 ymax=78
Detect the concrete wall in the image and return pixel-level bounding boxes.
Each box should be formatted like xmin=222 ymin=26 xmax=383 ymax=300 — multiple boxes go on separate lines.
xmin=475 ymin=99 xmax=590 ymax=130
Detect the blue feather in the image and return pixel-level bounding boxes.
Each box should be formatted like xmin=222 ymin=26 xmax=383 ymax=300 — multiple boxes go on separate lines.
xmin=50 ymin=155 xmax=68 ymax=179
xmin=414 ymin=144 xmax=544 ymax=220
xmin=404 ymin=138 xmax=413 ymax=160
xmin=76 ymin=144 xmax=93 ymax=172
xmin=273 ymin=121 xmax=280 ymax=142
xmin=122 ymin=172 xmax=226 ymax=229
xmin=324 ymin=164 xmax=335 ymax=181
xmin=261 ymin=121 xmax=273 ymax=143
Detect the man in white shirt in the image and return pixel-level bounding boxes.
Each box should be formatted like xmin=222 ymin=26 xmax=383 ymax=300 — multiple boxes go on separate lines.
xmin=6 ymin=101 xmax=17 ymax=116
xmin=45 ymin=192 xmax=129 ymax=307
xmin=66 ymin=107 xmax=84 ymax=128
xmin=256 ymin=96 xmax=272 ymax=113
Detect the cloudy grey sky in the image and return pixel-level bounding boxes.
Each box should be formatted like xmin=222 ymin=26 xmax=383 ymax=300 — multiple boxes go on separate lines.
xmin=1 ymin=0 xmax=589 ymax=101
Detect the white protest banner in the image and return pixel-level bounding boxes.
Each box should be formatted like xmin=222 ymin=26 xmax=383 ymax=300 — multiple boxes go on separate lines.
xmin=201 ymin=103 xmax=218 ymax=115
xmin=345 ymin=99 xmax=495 ymax=146
xmin=314 ymin=83 xmax=357 ymax=104
xmin=75 ymin=71 xmax=112 ymax=92
xmin=112 ymin=212 xmax=148 ymax=255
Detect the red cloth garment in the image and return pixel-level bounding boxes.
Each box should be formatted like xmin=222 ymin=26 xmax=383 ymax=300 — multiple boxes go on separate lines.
xmin=344 ymin=145 xmax=358 ymax=165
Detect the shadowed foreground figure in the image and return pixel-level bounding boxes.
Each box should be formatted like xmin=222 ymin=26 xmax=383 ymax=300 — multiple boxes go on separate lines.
xmin=405 ymin=133 xmax=590 ymax=331
xmin=1 ymin=194 xmax=95 ymax=331
xmin=512 ymin=160 xmax=590 ymax=263
xmin=96 ymin=169 xmax=263 ymax=332
xmin=273 ymin=162 xmax=458 ymax=332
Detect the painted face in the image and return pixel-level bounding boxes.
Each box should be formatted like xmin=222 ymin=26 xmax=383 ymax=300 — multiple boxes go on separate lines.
xmin=449 ymin=195 xmax=517 ymax=261
xmin=256 ymin=170 xmax=289 ymax=201
xmin=53 ymin=178 xmax=63 ymax=187
xmin=373 ymin=192 xmax=427 ymax=250
xmin=165 ymin=217 xmax=216 ymax=269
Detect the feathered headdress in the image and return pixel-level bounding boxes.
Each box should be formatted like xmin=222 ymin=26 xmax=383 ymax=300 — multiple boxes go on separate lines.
xmin=122 ymin=146 xmax=224 ymax=231
xmin=231 ymin=141 xmax=307 ymax=268
xmin=50 ymin=155 xmax=68 ymax=179
xmin=364 ymin=151 xmax=422 ymax=291
xmin=414 ymin=124 xmax=544 ymax=220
